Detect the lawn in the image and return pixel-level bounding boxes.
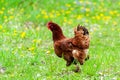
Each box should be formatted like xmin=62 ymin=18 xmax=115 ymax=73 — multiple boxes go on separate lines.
xmin=0 ymin=0 xmax=120 ymax=80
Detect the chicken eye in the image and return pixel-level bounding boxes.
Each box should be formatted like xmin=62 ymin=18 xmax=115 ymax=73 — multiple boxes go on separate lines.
xmin=51 ymin=26 xmax=53 ymax=29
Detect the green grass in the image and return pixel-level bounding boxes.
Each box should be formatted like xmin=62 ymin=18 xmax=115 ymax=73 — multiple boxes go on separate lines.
xmin=0 ymin=0 xmax=120 ymax=80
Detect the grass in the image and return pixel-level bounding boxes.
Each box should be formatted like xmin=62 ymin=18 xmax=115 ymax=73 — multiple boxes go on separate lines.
xmin=0 ymin=0 xmax=120 ymax=80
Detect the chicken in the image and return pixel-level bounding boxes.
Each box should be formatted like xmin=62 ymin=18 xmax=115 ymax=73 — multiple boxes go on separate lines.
xmin=47 ymin=21 xmax=90 ymax=71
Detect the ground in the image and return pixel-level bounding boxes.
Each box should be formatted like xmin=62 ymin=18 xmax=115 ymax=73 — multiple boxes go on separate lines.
xmin=0 ymin=0 xmax=120 ymax=80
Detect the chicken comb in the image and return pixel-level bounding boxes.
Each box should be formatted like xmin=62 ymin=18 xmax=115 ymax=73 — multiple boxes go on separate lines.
xmin=47 ymin=21 xmax=53 ymax=29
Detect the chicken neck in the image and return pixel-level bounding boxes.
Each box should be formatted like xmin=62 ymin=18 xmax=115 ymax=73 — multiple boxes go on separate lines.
xmin=52 ymin=29 xmax=66 ymax=42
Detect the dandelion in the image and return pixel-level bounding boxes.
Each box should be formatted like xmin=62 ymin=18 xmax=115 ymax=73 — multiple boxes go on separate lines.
xmin=77 ymin=15 xmax=82 ymax=20
xmin=41 ymin=10 xmax=47 ymax=15
xmin=49 ymin=13 xmax=54 ymax=18
xmin=21 ymin=32 xmax=26 ymax=38
xmin=2 ymin=7 xmax=5 ymax=10
xmin=85 ymin=1 xmax=91 ymax=4
xmin=31 ymin=52 xmax=36 ymax=55
xmin=36 ymin=27 xmax=40 ymax=31
xmin=28 ymin=47 xmax=35 ymax=51
xmin=2 ymin=30 xmax=6 ymax=32
xmin=56 ymin=12 xmax=60 ymax=17
xmin=79 ymin=1 xmax=83 ymax=4
xmin=86 ymin=14 xmax=89 ymax=16
xmin=0 ymin=10 xmax=3 ymax=14
xmin=63 ymin=17 xmax=67 ymax=22
xmin=103 ymin=16 xmax=111 ymax=21
xmin=65 ymin=10 xmax=71 ymax=14
xmin=96 ymin=16 xmax=100 ymax=20
xmin=10 ymin=73 xmax=14 ymax=77
xmin=85 ymin=20 xmax=88 ymax=23
xmin=65 ymin=4 xmax=71 ymax=7
xmin=67 ymin=20 xmax=73 ymax=24
xmin=116 ymin=13 xmax=120 ymax=16
xmin=20 ymin=54 xmax=25 ymax=57
xmin=4 ymin=16 xmax=7 ymax=19
xmin=61 ymin=10 xmax=64 ymax=13
xmin=113 ymin=21 xmax=117 ymax=26
xmin=20 ymin=8 xmax=24 ymax=13
xmin=92 ymin=16 xmax=95 ymax=19
xmin=37 ymin=39 xmax=41 ymax=44
xmin=43 ymin=15 xmax=48 ymax=19
xmin=109 ymin=11 xmax=114 ymax=15
xmin=0 ymin=25 xmax=2 ymax=29
xmin=46 ymin=50 xmax=50 ymax=54
xmin=9 ymin=16 xmax=14 ymax=19
xmin=81 ymin=7 xmax=84 ymax=10
xmin=70 ymin=8 xmax=74 ymax=11
xmin=32 ymin=39 xmax=37 ymax=43
xmin=100 ymin=13 xmax=104 ymax=17
xmin=93 ymin=2 xmax=96 ymax=5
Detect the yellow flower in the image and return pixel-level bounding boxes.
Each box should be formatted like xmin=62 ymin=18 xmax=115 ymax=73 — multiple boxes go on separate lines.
xmin=85 ymin=8 xmax=90 ymax=12
xmin=43 ymin=15 xmax=48 ymax=19
xmin=92 ymin=16 xmax=95 ymax=19
xmin=2 ymin=30 xmax=6 ymax=32
xmin=0 ymin=10 xmax=4 ymax=14
xmin=36 ymin=27 xmax=40 ymax=31
xmin=77 ymin=15 xmax=82 ymax=20
xmin=10 ymin=73 xmax=14 ymax=77
xmin=67 ymin=20 xmax=73 ymax=24
xmin=103 ymin=16 xmax=111 ymax=21
xmin=100 ymin=13 xmax=104 ymax=17
xmin=65 ymin=4 xmax=71 ymax=7
xmin=113 ymin=21 xmax=117 ymax=26
xmin=0 ymin=25 xmax=2 ymax=29
xmin=85 ymin=1 xmax=90 ymax=4
xmin=93 ymin=2 xmax=96 ymax=5
xmin=2 ymin=7 xmax=5 ymax=10
xmin=86 ymin=14 xmax=89 ymax=16
xmin=79 ymin=1 xmax=83 ymax=4
xmin=117 ymin=14 xmax=120 ymax=17
xmin=85 ymin=20 xmax=88 ymax=23
xmin=21 ymin=32 xmax=26 ymax=38
xmin=9 ymin=16 xmax=14 ymax=19
xmin=96 ymin=16 xmax=100 ymax=20
xmin=28 ymin=47 xmax=35 ymax=51
xmin=20 ymin=8 xmax=24 ymax=13
xmin=70 ymin=8 xmax=74 ymax=11
xmin=81 ymin=7 xmax=84 ymax=10
xmin=65 ymin=10 xmax=71 ymax=14
xmin=4 ymin=16 xmax=7 ymax=19
xmin=119 ymin=2 xmax=120 ymax=5
xmin=109 ymin=11 xmax=114 ymax=15
xmin=56 ymin=12 xmax=60 ymax=16
xmin=20 ymin=54 xmax=25 ymax=57
xmin=41 ymin=10 xmax=47 ymax=15
xmin=49 ymin=13 xmax=54 ymax=18
xmin=61 ymin=10 xmax=64 ymax=13
xmin=32 ymin=39 xmax=37 ymax=43
xmin=63 ymin=17 xmax=67 ymax=22
xmin=32 ymin=52 xmax=36 ymax=55
xmin=46 ymin=50 xmax=50 ymax=54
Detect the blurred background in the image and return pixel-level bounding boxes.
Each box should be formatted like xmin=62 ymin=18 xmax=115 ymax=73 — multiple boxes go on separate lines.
xmin=0 ymin=0 xmax=120 ymax=80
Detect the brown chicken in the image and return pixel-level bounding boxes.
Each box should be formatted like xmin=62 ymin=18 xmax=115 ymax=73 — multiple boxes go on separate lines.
xmin=47 ymin=21 xmax=90 ymax=71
